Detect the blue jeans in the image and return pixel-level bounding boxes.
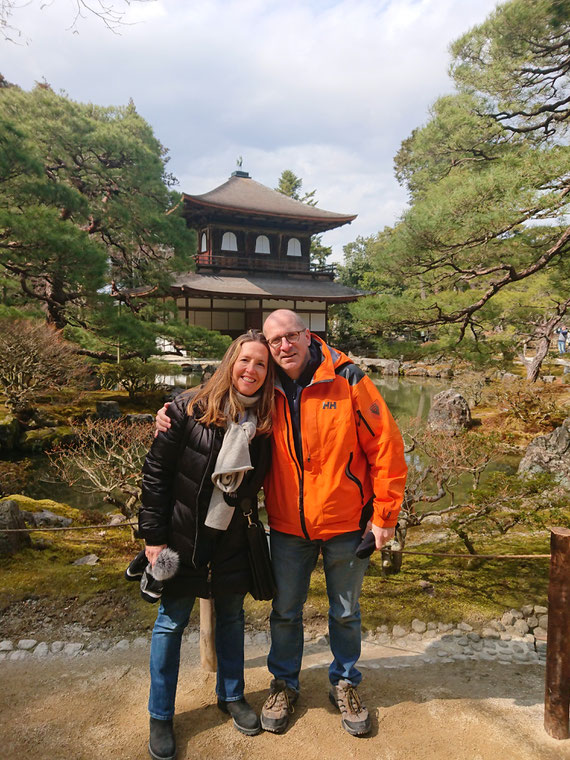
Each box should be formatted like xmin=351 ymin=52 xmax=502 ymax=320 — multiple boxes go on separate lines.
xmin=268 ymin=529 xmax=369 ymax=692
xmin=148 ymin=589 xmax=246 ymax=719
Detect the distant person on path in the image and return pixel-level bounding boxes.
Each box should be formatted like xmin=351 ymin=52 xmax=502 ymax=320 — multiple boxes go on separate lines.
xmin=556 ymin=325 xmax=568 ymax=354
xmin=156 ymin=309 xmax=408 ymax=738
xmin=140 ymin=330 xmax=274 ymax=760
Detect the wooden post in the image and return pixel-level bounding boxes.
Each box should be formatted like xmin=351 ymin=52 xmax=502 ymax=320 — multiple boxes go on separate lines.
xmin=199 ymin=598 xmax=217 ymax=672
xmin=544 ymin=527 xmax=570 ymax=740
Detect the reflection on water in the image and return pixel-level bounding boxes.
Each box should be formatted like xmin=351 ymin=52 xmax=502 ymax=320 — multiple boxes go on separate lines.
xmin=20 ymin=456 xmax=107 ymax=511
xmin=372 ymin=376 xmax=445 ymax=422
xmin=371 ymin=377 xmax=520 ymax=508
xmin=155 ymin=373 xmax=202 ymax=389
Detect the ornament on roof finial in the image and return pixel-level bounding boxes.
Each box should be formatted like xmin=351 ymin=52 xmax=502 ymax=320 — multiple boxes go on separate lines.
xmin=231 ymin=157 xmax=250 ymax=179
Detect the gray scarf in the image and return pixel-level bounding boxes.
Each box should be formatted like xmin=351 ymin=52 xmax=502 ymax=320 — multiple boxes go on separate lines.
xmin=204 ymin=392 xmax=259 ymax=531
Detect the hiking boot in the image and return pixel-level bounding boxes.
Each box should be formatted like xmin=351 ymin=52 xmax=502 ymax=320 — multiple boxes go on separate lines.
xmin=260 ymin=678 xmax=298 ymax=733
xmin=218 ymin=698 xmax=261 ymax=736
xmin=329 ymin=680 xmax=371 ymax=736
xmin=148 ymin=717 xmax=176 ymax=760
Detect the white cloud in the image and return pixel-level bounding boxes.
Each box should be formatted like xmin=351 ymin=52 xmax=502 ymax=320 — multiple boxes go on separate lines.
xmin=2 ymin=0 xmax=502 ymax=262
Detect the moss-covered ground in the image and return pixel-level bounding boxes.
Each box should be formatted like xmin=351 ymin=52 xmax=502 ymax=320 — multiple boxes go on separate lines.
xmin=0 ymin=377 xmax=564 ymax=638
xmin=0 ymin=495 xmax=552 ymax=639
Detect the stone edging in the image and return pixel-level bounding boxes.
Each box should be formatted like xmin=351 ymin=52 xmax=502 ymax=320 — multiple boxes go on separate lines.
xmin=0 ymin=604 xmax=548 ymax=666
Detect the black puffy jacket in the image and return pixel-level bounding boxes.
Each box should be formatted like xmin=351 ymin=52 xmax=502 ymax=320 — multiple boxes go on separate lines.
xmin=139 ymin=392 xmax=271 ymax=598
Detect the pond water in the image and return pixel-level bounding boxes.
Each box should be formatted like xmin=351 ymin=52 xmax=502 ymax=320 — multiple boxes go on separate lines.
xmin=371 ymin=376 xmax=519 ymax=508
xmin=372 ymin=376 xmax=444 ymax=422
xmin=16 ymin=377 xmax=519 ymax=512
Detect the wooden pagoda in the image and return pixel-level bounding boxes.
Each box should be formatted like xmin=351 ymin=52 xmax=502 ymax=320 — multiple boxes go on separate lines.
xmin=171 ymin=169 xmax=362 ymax=339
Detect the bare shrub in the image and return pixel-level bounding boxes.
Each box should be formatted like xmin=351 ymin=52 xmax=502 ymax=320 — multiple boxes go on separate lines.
xmin=396 ymin=422 xmax=570 ymax=563
xmin=451 ymin=372 xmax=489 ymax=409
xmin=49 ymin=419 xmax=154 ymax=520
xmin=0 ymin=319 xmax=87 ymax=417
xmin=488 ymin=379 xmax=564 ymax=430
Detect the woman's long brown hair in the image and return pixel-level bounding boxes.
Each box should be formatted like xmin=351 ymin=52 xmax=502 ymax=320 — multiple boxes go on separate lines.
xmin=186 ymin=330 xmax=274 ymax=435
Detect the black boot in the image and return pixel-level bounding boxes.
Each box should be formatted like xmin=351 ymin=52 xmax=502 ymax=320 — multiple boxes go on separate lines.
xmin=218 ymin=698 xmax=261 ymax=736
xmin=148 ymin=717 xmax=176 ymax=760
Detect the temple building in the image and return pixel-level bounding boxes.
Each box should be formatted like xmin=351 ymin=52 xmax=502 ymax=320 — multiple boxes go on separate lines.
xmin=171 ymin=169 xmax=362 ymax=339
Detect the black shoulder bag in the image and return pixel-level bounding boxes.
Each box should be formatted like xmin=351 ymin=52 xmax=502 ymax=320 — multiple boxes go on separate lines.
xmin=237 ymin=497 xmax=276 ymax=601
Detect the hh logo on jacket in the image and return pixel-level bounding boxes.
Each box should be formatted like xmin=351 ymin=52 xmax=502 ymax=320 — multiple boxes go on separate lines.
xmin=322 ymin=401 xmax=336 ymax=409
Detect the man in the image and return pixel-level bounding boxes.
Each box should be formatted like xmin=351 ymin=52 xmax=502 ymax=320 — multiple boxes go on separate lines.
xmin=155 ymin=310 xmax=407 ymax=736
xmin=258 ymin=310 xmax=406 ymax=736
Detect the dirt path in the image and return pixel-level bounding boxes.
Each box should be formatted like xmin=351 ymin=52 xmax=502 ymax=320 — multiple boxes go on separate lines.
xmin=1 ymin=639 xmax=568 ymax=760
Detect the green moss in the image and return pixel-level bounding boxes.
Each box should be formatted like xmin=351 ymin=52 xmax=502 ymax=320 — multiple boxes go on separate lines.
xmin=18 ymin=426 xmax=75 ymax=453
xmin=0 ymin=493 xmax=553 ymax=635
xmin=306 ymin=531 xmax=550 ymax=631
xmin=6 ymin=494 xmax=82 ymax=520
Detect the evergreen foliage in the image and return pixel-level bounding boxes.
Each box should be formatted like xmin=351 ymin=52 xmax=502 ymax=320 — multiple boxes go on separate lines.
xmin=0 ymin=79 xmax=230 ymax=360
xmin=346 ymin=0 xmax=570 ymax=377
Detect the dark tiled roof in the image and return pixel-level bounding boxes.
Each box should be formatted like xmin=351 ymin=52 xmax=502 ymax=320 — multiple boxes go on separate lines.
xmin=182 ymin=176 xmax=356 ymax=230
xmin=172 ymin=272 xmax=362 ymax=303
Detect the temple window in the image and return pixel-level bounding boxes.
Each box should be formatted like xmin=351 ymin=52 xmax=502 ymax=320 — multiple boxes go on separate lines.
xmin=287 ymin=237 xmax=301 ymax=257
xmin=200 ymin=232 xmax=207 ymax=252
xmin=221 ymin=231 xmax=238 ymax=251
xmin=255 ymin=235 xmax=271 ymax=254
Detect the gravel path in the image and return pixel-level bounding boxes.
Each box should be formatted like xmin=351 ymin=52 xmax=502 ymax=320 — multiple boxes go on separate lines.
xmin=1 ymin=635 xmax=568 ymax=760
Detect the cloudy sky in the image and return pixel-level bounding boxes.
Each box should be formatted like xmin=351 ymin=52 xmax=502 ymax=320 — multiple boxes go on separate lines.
xmin=3 ymin=0 xmax=501 ymax=262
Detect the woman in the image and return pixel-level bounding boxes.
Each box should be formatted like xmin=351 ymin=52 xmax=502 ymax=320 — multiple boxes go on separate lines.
xmin=139 ymin=330 xmax=274 ymax=760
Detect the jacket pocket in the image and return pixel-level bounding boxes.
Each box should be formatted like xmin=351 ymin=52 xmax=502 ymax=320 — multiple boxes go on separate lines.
xmin=345 ymin=452 xmax=364 ymax=500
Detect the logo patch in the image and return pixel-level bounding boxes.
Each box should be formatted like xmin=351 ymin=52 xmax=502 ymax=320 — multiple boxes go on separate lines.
xmin=322 ymin=401 xmax=337 ymax=409
xmin=370 ymin=402 xmax=380 ymax=416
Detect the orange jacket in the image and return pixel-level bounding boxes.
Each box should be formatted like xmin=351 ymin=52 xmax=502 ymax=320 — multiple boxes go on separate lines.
xmin=264 ymin=336 xmax=407 ymax=540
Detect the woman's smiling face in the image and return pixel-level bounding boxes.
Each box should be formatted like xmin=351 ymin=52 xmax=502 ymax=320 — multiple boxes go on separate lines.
xmin=231 ymin=341 xmax=269 ymax=396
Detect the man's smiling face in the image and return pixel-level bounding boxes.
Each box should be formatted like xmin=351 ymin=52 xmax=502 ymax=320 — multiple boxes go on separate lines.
xmin=263 ymin=310 xmax=311 ymax=381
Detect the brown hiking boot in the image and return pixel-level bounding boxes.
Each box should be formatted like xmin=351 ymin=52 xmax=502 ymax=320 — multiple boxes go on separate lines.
xmin=329 ymin=680 xmax=371 ymax=736
xmin=260 ymin=678 xmax=298 ymax=733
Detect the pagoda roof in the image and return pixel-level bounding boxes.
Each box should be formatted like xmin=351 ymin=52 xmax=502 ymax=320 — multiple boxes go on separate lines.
xmin=182 ymin=174 xmax=357 ymax=233
xmin=172 ymin=271 xmax=362 ymax=303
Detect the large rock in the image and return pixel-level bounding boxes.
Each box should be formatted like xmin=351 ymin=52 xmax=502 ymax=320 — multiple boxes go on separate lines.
xmin=95 ymin=400 xmax=121 ymax=420
xmin=18 ymin=426 xmax=74 ymax=454
xmin=427 ymin=389 xmax=471 ymax=434
xmin=124 ymin=413 xmax=154 ymax=424
xmin=404 ymin=365 xmax=428 ymax=377
xmin=0 ymin=499 xmax=31 ymax=555
xmin=21 ymin=510 xmax=72 ymax=528
xmin=518 ymin=417 xmax=570 ymax=486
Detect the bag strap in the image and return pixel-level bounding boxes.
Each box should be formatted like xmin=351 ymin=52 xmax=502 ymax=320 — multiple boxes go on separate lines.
xmin=236 ymin=496 xmax=255 ymax=527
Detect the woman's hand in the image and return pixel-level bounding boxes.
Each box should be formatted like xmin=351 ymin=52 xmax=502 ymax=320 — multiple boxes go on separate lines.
xmin=145 ymin=544 xmax=167 ymax=567
xmin=155 ymin=403 xmax=171 ymax=437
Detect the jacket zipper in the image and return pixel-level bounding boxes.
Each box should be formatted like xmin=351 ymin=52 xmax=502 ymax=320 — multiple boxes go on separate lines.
xmin=357 ymin=409 xmax=374 ymax=436
xmin=281 ymin=393 xmax=310 ymax=540
xmin=345 ymin=451 xmax=364 ymax=500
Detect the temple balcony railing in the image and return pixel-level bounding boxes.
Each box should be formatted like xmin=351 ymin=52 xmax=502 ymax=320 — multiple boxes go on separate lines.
xmin=194 ymin=253 xmax=335 ymax=278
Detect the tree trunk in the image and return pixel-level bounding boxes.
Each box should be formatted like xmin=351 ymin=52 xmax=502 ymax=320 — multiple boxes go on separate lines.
xmin=526 ymin=335 xmax=551 ymax=382
xmin=45 ymin=277 xmax=69 ymax=330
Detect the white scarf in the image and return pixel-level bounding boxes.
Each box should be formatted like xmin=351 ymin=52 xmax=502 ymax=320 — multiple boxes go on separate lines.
xmin=204 ymin=392 xmax=259 ymax=531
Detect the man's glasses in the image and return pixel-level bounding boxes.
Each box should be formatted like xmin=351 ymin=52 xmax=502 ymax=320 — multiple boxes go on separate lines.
xmin=267 ymin=331 xmax=304 ymax=349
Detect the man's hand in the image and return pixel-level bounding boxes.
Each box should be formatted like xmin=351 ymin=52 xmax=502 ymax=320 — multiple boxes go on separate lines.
xmin=364 ymin=521 xmax=395 ymax=551
xmin=155 ymin=402 xmax=171 ymax=437
xmin=145 ymin=544 xmax=167 ymax=567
